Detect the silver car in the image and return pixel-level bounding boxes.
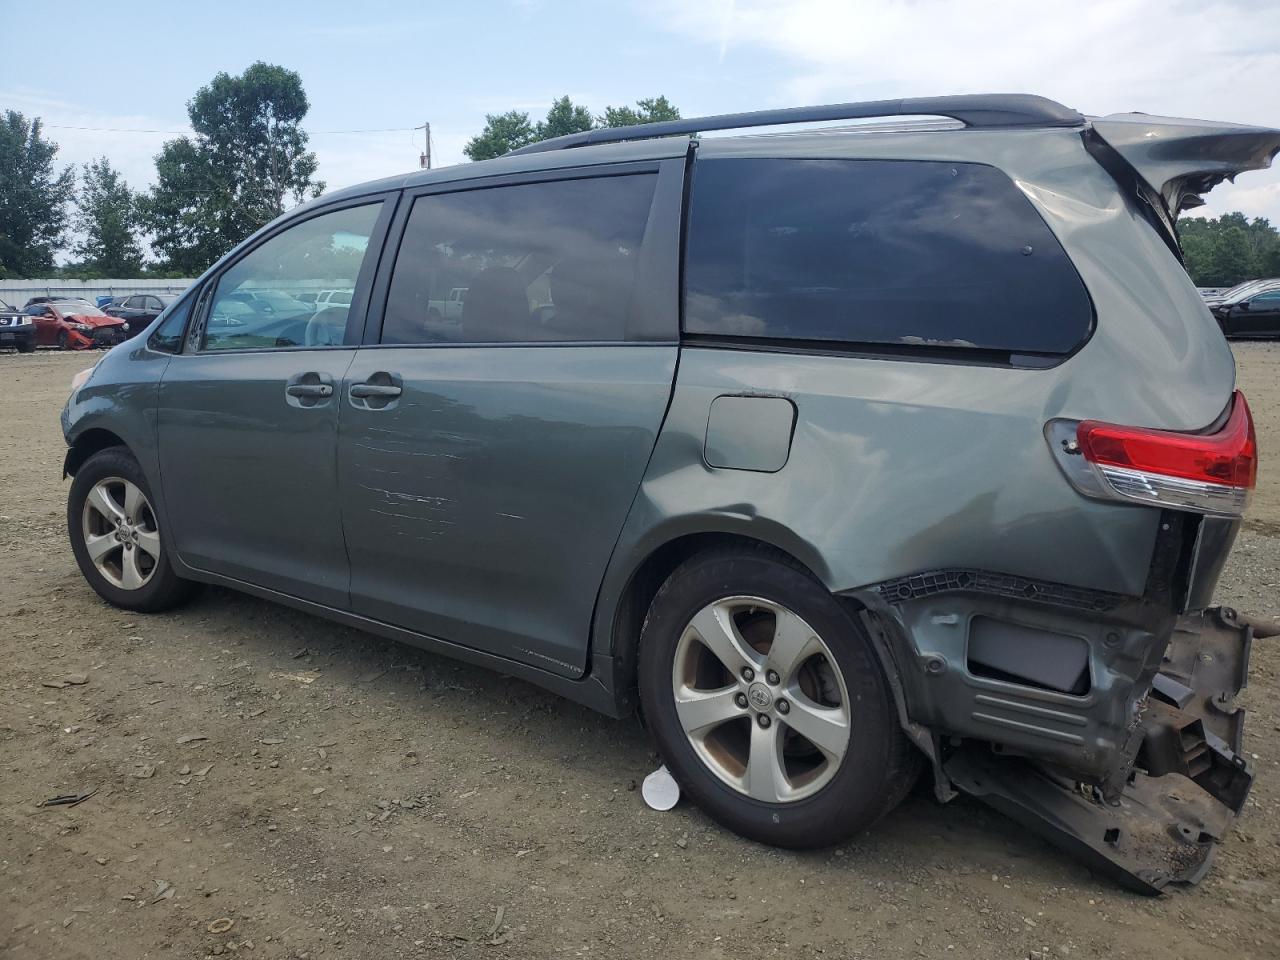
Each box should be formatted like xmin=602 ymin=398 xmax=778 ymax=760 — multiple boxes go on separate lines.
xmin=61 ymin=94 xmax=1273 ymax=893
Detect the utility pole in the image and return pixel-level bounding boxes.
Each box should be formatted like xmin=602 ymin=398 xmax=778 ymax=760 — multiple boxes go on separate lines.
xmin=419 ymin=121 xmax=432 ymax=169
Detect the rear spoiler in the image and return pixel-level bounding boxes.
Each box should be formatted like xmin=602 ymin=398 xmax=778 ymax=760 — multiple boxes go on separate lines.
xmin=1090 ymin=113 xmax=1280 ymax=217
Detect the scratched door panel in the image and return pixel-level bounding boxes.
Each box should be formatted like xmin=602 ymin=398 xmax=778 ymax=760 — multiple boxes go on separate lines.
xmin=337 ymin=345 xmax=677 ymax=675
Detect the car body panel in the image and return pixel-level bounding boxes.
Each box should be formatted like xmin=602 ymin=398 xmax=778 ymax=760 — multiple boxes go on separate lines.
xmin=339 ymin=345 xmax=678 ymax=676
xmin=156 ymin=349 xmax=358 ymax=608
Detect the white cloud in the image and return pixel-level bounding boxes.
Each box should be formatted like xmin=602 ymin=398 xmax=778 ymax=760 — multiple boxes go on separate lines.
xmin=646 ymin=0 xmax=1280 ymax=221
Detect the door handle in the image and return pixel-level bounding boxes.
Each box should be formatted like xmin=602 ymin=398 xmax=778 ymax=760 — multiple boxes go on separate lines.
xmin=287 ymin=383 xmax=334 ymax=398
xmin=349 ymin=383 xmax=402 ymax=399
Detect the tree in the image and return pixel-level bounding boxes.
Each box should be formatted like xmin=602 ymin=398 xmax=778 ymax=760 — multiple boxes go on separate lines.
xmin=73 ymin=157 xmax=144 ymax=276
xmin=599 ymin=95 xmax=682 ymax=128
xmin=463 ymin=110 xmax=536 ymax=161
xmin=0 ymin=110 xmax=75 ymax=277
xmin=142 ymin=62 xmax=324 ymax=274
xmin=535 ymin=96 xmax=594 ymax=140
xmin=1178 ymin=213 xmax=1280 ymax=287
xmin=464 ymin=95 xmax=683 ymax=161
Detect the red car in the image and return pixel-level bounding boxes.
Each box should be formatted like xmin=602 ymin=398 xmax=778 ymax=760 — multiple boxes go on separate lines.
xmin=25 ymin=301 xmax=130 ymax=350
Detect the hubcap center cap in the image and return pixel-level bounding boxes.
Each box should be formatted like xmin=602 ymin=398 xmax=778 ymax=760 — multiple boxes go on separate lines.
xmin=747 ymin=682 xmax=774 ymax=711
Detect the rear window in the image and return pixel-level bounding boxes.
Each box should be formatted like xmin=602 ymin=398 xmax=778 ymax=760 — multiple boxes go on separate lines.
xmin=684 ymin=158 xmax=1092 ymax=356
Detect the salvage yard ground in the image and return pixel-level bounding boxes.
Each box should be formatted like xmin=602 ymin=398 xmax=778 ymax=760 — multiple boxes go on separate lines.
xmin=2 ymin=345 xmax=1279 ymax=960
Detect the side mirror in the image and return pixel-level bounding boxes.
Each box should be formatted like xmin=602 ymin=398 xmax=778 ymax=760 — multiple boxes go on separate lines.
xmin=1237 ymin=300 xmax=1251 ymax=311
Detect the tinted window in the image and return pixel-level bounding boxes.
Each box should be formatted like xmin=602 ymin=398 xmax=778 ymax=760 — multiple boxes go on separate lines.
xmin=1249 ymin=290 xmax=1280 ymax=304
xmin=203 ymin=203 xmax=381 ymax=351
xmin=382 ymin=174 xmax=656 ymax=344
xmin=684 ymin=159 xmax=1092 ymax=356
xmin=148 ymin=293 xmax=195 ymax=354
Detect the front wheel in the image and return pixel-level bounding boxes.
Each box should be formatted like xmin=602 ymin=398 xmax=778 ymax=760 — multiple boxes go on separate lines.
xmin=56 ymin=330 xmax=69 ymax=350
xmin=15 ymin=338 xmax=35 ymax=353
xmin=67 ymin=446 xmax=197 ymax=612
xmin=638 ymin=547 xmax=919 ymax=848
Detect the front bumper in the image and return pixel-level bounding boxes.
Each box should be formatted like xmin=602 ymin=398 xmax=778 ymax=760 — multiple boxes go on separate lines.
xmin=945 ymin=605 xmax=1255 ymax=894
xmin=0 ymin=321 xmax=35 ymax=347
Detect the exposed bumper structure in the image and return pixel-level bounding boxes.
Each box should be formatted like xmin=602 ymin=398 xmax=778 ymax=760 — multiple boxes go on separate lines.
xmin=945 ymin=606 xmax=1255 ymax=894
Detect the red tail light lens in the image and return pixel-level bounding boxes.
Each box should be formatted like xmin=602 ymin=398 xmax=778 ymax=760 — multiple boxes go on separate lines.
xmin=1071 ymin=391 xmax=1256 ymax=515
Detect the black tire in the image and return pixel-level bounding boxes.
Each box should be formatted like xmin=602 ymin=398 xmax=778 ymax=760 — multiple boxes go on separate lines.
xmin=638 ymin=545 xmax=920 ymax=848
xmin=67 ymin=446 xmax=197 ymax=612
xmin=15 ymin=338 xmax=35 ymax=353
xmin=56 ymin=329 xmax=69 ymax=350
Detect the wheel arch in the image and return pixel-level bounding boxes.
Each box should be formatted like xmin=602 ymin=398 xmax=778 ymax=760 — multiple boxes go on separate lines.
xmin=598 ymin=522 xmax=842 ymax=710
xmin=63 ymin=427 xmax=129 ymax=478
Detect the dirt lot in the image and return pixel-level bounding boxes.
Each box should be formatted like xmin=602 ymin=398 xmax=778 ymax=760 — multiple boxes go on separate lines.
xmin=2 ymin=345 xmax=1278 ymax=960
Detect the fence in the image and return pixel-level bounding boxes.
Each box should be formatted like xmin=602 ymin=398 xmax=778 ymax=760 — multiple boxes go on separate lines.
xmin=0 ymin=278 xmax=196 ymax=306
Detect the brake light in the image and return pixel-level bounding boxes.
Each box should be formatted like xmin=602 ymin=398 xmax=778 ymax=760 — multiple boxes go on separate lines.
xmin=1070 ymin=391 xmax=1256 ymax=515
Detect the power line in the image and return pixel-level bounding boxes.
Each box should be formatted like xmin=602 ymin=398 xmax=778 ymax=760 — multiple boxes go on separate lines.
xmin=44 ymin=123 xmax=420 ymax=136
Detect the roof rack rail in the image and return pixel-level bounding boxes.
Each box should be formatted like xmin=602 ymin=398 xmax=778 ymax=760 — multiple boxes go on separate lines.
xmin=507 ymin=94 xmax=1082 ymax=157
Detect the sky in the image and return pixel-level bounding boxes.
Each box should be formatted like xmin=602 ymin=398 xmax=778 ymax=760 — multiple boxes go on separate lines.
xmin=4 ymin=0 xmax=1280 ymax=228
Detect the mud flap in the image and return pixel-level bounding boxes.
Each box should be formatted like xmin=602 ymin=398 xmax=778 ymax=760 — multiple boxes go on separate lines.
xmin=944 ymin=606 xmax=1254 ymax=894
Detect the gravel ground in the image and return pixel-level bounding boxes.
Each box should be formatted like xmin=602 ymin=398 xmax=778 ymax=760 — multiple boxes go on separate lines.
xmin=1 ymin=345 xmax=1278 ymax=960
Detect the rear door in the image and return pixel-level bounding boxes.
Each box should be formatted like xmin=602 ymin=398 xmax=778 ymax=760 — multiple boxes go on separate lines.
xmin=338 ymin=160 xmax=684 ymax=676
xmin=157 ymin=196 xmax=395 ymax=607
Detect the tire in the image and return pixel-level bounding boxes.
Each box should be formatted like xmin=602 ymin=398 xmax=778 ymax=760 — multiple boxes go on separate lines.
xmin=638 ymin=546 xmax=920 ymax=848
xmin=15 ymin=339 xmax=35 ymax=353
xmin=57 ymin=330 xmax=69 ymax=350
xmin=67 ymin=446 xmax=197 ymax=612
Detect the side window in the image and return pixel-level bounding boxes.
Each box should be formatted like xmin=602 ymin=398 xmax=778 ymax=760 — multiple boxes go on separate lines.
xmin=148 ymin=293 xmax=195 ymax=354
xmin=145 ymin=296 xmax=163 ymax=311
xmin=382 ymin=174 xmax=656 ymax=344
xmin=126 ymin=296 xmax=143 ymax=309
xmin=203 ymin=202 xmax=382 ymax=352
xmin=1249 ymin=291 xmax=1280 ymax=305
xmin=684 ymin=158 xmax=1093 ymax=356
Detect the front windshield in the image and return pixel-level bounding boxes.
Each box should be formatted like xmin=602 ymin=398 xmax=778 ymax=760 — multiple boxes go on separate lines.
xmin=54 ymin=302 xmax=107 ymax=316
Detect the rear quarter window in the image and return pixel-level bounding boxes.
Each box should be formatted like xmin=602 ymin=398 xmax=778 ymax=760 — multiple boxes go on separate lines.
xmin=683 ymin=158 xmax=1093 ymax=357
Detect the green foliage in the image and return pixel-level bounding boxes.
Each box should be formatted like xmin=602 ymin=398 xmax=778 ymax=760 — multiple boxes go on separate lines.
xmin=73 ymin=157 xmax=144 ymax=276
xmin=463 ymin=110 xmax=537 ymax=161
xmin=535 ymin=96 xmax=595 ymax=140
xmin=598 ymin=96 xmax=682 ymax=128
xmin=1179 ymin=212 xmax=1280 ymax=287
xmin=0 ymin=110 xmax=75 ymax=277
xmin=464 ymin=95 xmax=683 ymax=161
xmin=141 ymin=62 xmax=324 ymax=274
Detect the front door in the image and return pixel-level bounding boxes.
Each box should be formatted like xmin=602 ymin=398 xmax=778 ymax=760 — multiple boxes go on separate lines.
xmin=1237 ymin=289 xmax=1280 ymax=336
xmin=338 ymin=163 xmax=683 ymax=675
xmin=157 ymin=198 xmax=392 ymax=608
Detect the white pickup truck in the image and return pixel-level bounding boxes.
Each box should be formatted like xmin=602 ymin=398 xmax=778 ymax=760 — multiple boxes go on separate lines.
xmin=427 ymin=287 xmax=467 ymax=319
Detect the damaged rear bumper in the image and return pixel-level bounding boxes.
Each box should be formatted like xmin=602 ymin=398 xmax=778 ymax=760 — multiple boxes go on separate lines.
xmin=945 ymin=606 xmax=1255 ymax=894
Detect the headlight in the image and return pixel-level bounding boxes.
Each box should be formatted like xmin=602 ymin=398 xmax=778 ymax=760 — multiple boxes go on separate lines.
xmin=121 ymin=322 xmax=130 ymax=331
xmin=70 ymin=362 xmax=99 ymax=394
xmin=72 ymin=322 xmax=93 ymax=332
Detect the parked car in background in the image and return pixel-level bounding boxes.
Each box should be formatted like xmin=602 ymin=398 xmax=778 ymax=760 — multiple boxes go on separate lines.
xmin=27 ymin=301 xmax=129 ymax=349
xmin=60 ymin=94 xmax=1272 ymax=894
xmin=105 ymin=293 xmax=177 ymax=336
xmin=0 ymin=298 xmax=36 ymax=352
xmin=1201 ymin=277 xmax=1280 ymax=307
xmin=1213 ymin=282 xmax=1280 ymax=337
xmin=24 ymin=295 xmax=94 ymax=308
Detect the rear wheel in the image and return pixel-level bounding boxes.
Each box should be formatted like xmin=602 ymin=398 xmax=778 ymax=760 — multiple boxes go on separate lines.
xmin=638 ymin=547 xmax=919 ymax=848
xmin=67 ymin=447 xmax=197 ymax=612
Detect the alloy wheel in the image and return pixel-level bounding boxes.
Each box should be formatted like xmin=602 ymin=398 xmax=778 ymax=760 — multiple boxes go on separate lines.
xmin=671 ymin=596 xmax=851 ymax=803
xmin=80 ymin=477 xmax=161 ymax=590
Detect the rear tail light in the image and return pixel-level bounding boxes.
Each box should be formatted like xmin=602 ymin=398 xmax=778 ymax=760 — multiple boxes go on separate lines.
xmin=1047 ymin=391 xmax=1257 ymax=516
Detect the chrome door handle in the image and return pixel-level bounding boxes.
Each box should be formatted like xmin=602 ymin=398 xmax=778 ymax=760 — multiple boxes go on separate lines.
xmin=349 ymin=383 xmax=402 ymax=399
